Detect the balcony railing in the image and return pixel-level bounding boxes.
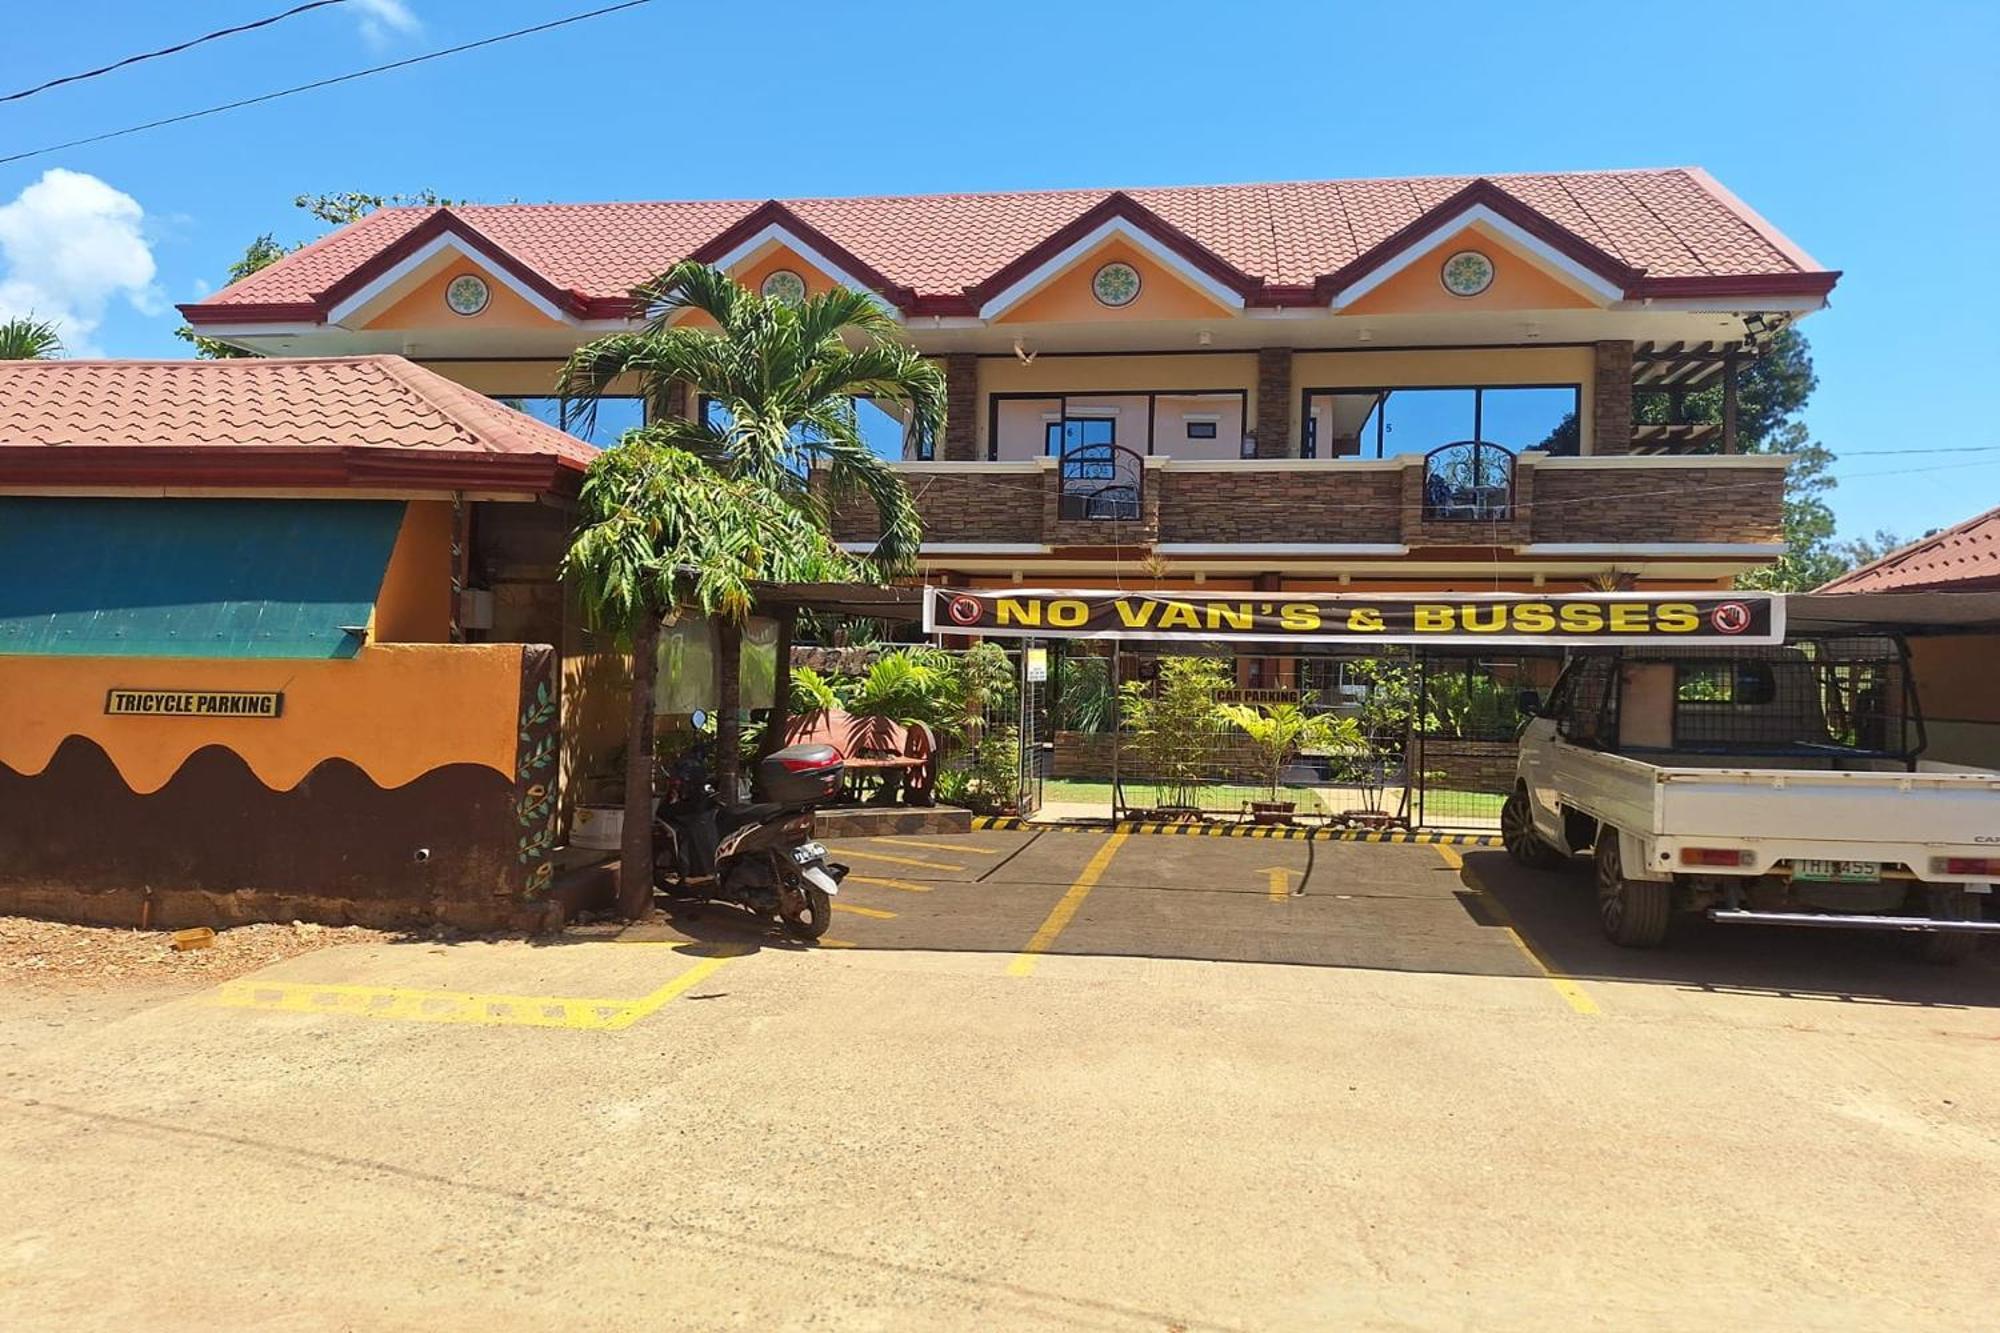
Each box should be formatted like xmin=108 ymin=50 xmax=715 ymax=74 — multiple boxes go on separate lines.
xmin=1422 ymin=440 xmax=1516 ymax=522
xmin=1057 ymin=442 xmax=1144 ymax=521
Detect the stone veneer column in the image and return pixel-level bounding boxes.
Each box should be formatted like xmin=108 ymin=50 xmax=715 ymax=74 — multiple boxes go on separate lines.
xmin=942 ymin=353 xmax=979 ymax=461
xmin=1255 ymin=348 xmax=1293 ymax=459
xmin=658 ymin=378 xmax=690 ymax=421
xmin=1592 ymin=341 xmax=1634 ymax=456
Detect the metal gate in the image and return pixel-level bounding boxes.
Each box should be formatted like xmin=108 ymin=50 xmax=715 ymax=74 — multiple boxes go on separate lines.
xmin=1409 ymin=650 xmax=1558 ymax=830
xmin=1017 ymin=637 xmax=1049 ymax=817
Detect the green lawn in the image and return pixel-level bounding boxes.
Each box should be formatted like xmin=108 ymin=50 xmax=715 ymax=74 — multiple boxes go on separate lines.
xmin=1033 ymin=778 xmax=1504 ymax=820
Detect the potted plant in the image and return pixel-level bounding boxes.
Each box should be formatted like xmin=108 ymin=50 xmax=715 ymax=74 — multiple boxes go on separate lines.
xmin=1217 ymin=701 xmax=1363 ymax=824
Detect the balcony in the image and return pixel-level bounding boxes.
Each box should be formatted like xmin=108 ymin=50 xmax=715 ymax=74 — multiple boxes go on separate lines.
xmin=829 ymin=451 xmax=1789 ymax=557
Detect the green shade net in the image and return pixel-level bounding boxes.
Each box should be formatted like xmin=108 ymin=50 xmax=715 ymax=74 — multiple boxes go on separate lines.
xmin=0 ymin=498 xmax=404 ymax=659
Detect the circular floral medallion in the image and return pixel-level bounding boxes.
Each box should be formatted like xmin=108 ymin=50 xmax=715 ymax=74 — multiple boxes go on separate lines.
xmin=1091 ymin=261 xmax=1142 ymax=307
xmin=760 ymin=269 xmax=807 ymax=305
xmin=1440 ymin=250 xmax=1495 ymax=297
xmin=444 ymin=273 xmax=490 ymax=316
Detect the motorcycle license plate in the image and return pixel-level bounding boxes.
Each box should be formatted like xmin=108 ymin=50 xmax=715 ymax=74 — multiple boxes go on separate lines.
xmin=1794 ymin=859 xmax=1879 ymax=882
xmin=791 ymin=842 xmax=827 ymax=865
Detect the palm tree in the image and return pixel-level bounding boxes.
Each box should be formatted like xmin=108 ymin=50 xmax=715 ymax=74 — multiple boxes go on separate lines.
xmin=562 ymin=436 xmax=864 ymax=919
xmin=558 ymin=262 xmax=942 ymax=917
xmin=557 ymin=260 xmax=939 ymax=571
xmin=0 ymin=315 xmax=62 ymax=360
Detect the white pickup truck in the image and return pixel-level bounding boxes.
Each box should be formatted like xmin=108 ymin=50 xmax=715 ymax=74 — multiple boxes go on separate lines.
xmin=1503 ymin=638 xmax=2000 ymax=961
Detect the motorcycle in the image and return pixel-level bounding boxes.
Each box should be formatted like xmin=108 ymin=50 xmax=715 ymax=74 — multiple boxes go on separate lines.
xmin=652 ymin=711 xmax=849 ymax=939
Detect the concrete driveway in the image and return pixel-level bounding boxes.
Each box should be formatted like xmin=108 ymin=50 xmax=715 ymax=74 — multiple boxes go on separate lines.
xmin=4 ymin=830 xmax=1996 ymax=1330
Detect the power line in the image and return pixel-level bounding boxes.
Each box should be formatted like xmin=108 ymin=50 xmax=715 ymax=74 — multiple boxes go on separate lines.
xmin=1 ymin=1 xmax=353 ymax=106
xmin=1836 ymin=444 xmax=1999 ymax=456
xmin=0 ymin=1 xmax=655 ymax=168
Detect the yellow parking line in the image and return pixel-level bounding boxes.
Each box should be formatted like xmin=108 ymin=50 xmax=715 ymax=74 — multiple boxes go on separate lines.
xmin=815 ymin=937 xmax=859 ymax=949
xmin=1435 ymin=844 xmax=1598 ymax=1016
xmin=600 ymin=950 xmax=744 ymax=1030
xmin=870 ymin=837 xmax=996 ymax=855
xmin=832 ymin=901 xmax=897 ymax=919
xmin=848 ymin=875 xmax=932 ymax=892
xmin=1007 ymin=831 xmax=1129 ymax=978
xmin=837 ymin=848 xmax=964 ymax=872
xmin=206 ymin=946 xmax=745 ymax=1032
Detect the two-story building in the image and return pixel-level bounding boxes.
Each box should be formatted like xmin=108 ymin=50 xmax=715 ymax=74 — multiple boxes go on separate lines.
xmin=179 ymin=168 xmax=1831 ymax=621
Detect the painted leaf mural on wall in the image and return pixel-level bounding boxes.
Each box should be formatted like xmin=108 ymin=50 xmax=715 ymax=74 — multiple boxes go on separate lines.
xmin=515 ymin=652 xmax=559 ymax=895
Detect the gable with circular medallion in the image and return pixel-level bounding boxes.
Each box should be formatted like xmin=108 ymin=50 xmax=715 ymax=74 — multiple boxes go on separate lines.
xmin=1091 ymin=261 xmax=1142 ymax=307
xmin=760 ymin=269 xmax=807 ymax=305
xmin=444 ymin=273 xmax=491 ymax=316
xmin=1439 ymin=250 xmax=1495 ymax=297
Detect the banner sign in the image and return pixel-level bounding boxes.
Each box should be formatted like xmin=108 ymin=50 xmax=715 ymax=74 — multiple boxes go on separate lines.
xmin=924 ymin=588 xmax=1783 ymax=647
xmin=105 ymin=689 xmax=285 ymax=718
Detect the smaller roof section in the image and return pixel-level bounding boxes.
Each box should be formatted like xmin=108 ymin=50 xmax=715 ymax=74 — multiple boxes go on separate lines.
xmin=0 ymin=354 xmax=597 ymax=496
xmin=1816 ymin=506 xmax=2000 ymax=594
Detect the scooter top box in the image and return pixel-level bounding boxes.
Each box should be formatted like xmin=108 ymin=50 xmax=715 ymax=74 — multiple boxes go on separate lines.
xmin=760 ymin=744 xmax=843 ymax=804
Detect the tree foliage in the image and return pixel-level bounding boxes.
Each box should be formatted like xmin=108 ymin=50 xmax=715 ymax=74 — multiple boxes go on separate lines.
xmin=1119 ymin=657 xmax=1232 ymax=809
xmin=175 ymin=192 xmax=467 ymax=358
xmin=0 ymin=315 xmax=63 ymax=360
xmin=560 ymin=431 xmax=860 ymax=640
xmin=557 ymin=261 xmax=940 ymax=571
xmin=294 ymin=190 xmax=465 ymax=226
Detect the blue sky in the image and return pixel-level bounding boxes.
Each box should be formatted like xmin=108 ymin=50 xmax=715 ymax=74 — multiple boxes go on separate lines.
xmin=1 ymin=0 xmax=1994 ymax=543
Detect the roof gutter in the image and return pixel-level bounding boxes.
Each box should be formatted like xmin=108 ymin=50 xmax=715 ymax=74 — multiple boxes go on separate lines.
xmin=0 ymin=446 xmax=583 ymax=498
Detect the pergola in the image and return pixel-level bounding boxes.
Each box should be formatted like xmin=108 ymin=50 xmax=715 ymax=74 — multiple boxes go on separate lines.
xmin=720 ymin=580 xmax=926 ymax=796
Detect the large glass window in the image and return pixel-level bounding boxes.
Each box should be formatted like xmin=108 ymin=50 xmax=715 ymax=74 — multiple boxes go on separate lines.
xmin=494 ymin=395 xmax=643 ymax=448
xmin=703 ymin=395 xmax=913 ymax=462
xmin=1301 ymin=385 xmax=1580 ymax=459
xmin=987 ymin=390 xmax=1247 ymax=461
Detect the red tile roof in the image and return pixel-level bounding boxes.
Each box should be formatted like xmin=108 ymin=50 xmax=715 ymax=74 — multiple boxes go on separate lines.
xmin=0 ymin=355 xmax=593 ymax=494
xmin=183 ymin=168 xmax=1835 ymax=323
xmin=1817 ymin=507 xmax=2000 ymax=593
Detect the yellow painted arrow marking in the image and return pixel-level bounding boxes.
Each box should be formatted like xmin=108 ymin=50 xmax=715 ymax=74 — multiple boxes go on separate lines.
xmin=848 ymin=874 xmax=932 ymax=892
xmin=837 ymin=847 xmax=963 ymax=871
xmin=1259 ymin=866 xmax=1296 ymax=903
xmin=831 ymin=901 xmax=897 ymax=919
xmin=870 ymin=837 xmax=996 ymax=855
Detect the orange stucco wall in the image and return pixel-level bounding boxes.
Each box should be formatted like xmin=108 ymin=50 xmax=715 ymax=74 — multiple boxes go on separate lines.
xmin=364 ymin=259 xmax=564 ymax=331
xmin=371 ymin=499 xmax=453 ymax=643
xmin=411 ymin=360 xmax=645 ymax=399
xmin=0 ymin=644 xmax=524 ymax=794
xmin=1342 ymin=224 xmax=1597 ymax=316
xmin=997 ymin=239 xmax=1237 ymax=325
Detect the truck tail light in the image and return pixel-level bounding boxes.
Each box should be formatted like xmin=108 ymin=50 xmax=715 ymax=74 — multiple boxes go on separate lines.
xmin=1681 ymin=847 xmax=1753 ymax=868
xmin=1934 ymin=857 xmax=2000 ymax=876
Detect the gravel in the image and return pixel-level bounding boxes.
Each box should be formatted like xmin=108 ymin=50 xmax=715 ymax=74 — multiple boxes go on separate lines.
xmin=0 ymin=916 xmax=393 ymax=994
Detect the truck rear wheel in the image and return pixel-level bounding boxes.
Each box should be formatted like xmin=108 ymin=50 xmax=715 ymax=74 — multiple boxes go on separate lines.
xmin=1905 ymin=887 xmax=1981 ymax=965
xmin=1596 ymin=828 xmax=1670 ymax=948
xmin=1502 ymin=787 xmax=1566 ymax=869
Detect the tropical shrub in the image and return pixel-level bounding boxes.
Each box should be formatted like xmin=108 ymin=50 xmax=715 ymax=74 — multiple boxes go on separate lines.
xmin=788 ymin=664 xmax=846 ymax=719
xmin=1055 ymin=653 xmax=1113 ymax=732
xmin=1118 ymin=656 xmax=1230 ymax=810
xmin=1216 ymin=702 xmax=1364 ymax=802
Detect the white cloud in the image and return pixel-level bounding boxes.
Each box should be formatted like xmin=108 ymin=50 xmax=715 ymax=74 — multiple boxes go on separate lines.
xmin=351 ymin=0 xmax=420 ymax=46
xmin=0 ymin=168 xmax=162 ymax=356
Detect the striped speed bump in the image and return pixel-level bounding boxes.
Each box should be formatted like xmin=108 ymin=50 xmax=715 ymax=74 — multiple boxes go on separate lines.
xmin=969 ymin=815 xmax=1501 ymax=846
